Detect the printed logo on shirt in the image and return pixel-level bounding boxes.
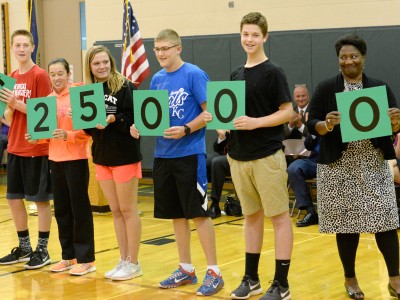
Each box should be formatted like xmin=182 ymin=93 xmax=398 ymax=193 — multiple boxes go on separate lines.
xmin=169 ymin=88 xmax=188 ymax=119
xmin=105 ymin=94 xmax=118 ymax=114
xmin=13 ymin=83 xmax=32 ymax=101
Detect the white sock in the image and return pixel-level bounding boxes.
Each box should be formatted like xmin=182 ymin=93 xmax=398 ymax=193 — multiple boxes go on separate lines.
xmin=207 ymin=265 xmax=221 ymax=275
xmin=179 ymin=263 xmax=194 ymax=272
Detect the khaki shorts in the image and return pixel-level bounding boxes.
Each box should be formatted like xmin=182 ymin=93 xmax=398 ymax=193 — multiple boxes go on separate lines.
xmin=228 ymin=150 xmax=289 ymax=217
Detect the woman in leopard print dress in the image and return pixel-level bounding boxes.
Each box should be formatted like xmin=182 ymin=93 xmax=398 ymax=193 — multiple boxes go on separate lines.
xmin=307 ymin=34 xmax=400 ymax=299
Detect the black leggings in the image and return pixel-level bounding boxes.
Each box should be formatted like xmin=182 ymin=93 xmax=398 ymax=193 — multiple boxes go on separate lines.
xmin=336 ymin=230 xmax=399 ymax=278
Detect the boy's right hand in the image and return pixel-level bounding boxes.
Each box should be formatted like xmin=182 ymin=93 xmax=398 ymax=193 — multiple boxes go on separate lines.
xmin=0 ymin=87 xmax=17 ymax=108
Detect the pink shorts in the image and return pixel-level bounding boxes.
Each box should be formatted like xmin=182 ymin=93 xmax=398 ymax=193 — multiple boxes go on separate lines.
xmin=95 ymin=162 xmax=142 ymax=183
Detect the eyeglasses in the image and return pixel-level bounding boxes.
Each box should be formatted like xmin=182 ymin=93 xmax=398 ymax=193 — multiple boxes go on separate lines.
xmin=153 ymin=45 xmax=180 ymax=53
xmin=294 ymin=83 xmax=307 ymax=87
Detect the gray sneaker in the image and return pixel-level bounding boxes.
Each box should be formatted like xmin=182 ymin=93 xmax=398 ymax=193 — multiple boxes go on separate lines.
xmin=230 ymin=275 xmax=262 ymax=299
xmin=111 ymin=261 xmax=143 ymax=281
xmin=104 ymin=259 xmax=126 ymax=279
xmin=259 ymin=280 xmax=290 ymax=300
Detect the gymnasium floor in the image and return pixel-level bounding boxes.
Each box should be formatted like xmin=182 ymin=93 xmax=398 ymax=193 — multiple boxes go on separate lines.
xmin=0 ymin=180 xmax=398 ymax=299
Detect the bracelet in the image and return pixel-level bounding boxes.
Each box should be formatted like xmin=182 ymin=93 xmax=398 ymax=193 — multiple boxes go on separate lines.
xmin=324 ymin=121 xmax=333 ymax=132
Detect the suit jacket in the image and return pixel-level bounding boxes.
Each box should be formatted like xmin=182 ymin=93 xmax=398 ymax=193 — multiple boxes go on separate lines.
xmin=213 ymin=132 xmax=230 ymax=155
xmin=284 ymin=106 xmax=309 ymax=139
xmin=304 ymin=133 xmax=320 ymax=161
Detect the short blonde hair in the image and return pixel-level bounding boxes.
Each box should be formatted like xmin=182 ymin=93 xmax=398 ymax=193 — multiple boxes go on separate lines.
xmin=154 ymin=29 xmax=181 ymax=45
xmin=84 ymin=45 xmax=125 ymax=95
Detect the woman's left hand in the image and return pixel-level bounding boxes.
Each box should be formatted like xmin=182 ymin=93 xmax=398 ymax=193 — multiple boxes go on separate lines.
xmin=130 ymin=124 xmax=140 ymax=139
xmin=96 ymin=114 xmax=116 ymax=130
xmin=388 ymin=107 xmax=400 ymax=126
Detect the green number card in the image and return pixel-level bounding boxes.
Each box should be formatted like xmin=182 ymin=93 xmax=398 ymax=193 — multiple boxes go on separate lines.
xmin=133 ymin=90 xmax=170 ymax=136
xmin=70 ymin=83 xmax=107 ymax=130
xmin=206 ymin=81 xmax=245 ymax=130
xmin=27 ymin=96 xmax=57 ymax=139
xmin=0 ymin=73 xmax=16 ymax=117
xmin=336 ymin=85 xmax=391 ymax=143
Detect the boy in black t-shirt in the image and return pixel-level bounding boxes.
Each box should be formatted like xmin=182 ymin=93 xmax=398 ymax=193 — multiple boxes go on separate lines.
xmin=205 ymin=12 xmax=294 ymax=300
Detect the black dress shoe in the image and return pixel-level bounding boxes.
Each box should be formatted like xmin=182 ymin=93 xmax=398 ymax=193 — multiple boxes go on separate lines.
xmin=208 ymin=203 xmax=221 ymax=219
xmin=388 ymin=283 xmax=400 ymax=298
xmin=345 ymin=283 xmax=364 ymax=299
xmin=296 ymin=212 xmax=318 ymax=227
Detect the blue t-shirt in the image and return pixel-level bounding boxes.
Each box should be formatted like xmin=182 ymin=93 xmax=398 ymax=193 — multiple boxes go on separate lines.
xmin=150 ymin=63 xmax=208 ymax=158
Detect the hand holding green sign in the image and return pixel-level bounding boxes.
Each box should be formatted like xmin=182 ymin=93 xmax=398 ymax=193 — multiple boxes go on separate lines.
xmin=206 ymin=81 xmax=245 ymax=130
xmin=27 ymin=96 xmax=57 ymax=139
xmin=133 ymin=90 xmax=170 ymax=136
xmin=336 ymin=85 xmax=392 ymax=143
xmin=70 ymin=83 xmax=107 ymax=130
xmin=0 ymin=73 xmax=17 ymax=117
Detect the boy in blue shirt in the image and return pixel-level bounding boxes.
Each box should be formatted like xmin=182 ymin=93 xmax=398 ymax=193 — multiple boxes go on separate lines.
xmin=150 ymin=28 xmax=224 ymax=297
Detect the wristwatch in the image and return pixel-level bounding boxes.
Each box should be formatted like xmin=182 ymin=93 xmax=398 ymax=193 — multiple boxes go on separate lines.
xmin=183 ymin=124 xmax=191 ymax=136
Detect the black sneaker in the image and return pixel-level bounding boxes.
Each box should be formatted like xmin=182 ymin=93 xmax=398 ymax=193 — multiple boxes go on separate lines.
xmin=260 ymin=280 xmax=291 ymax=300
xmin=230 ymin=275 xmax=262 ymax=299
xmin=0 ymin=247 xmax=32 ymax=265
xmin=24 ymin=248 xmax=51 ymax=270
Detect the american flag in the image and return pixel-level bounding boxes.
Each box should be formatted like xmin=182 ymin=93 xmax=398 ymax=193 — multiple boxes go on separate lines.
xmin=27 ymin=0 xmax=39 ymax=64
xmin=121 ymin=0 xmax=150 ymax=87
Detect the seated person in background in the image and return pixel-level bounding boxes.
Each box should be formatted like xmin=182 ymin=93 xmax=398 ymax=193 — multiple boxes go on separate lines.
xmin=287 ymin=133 xmax=320 ymax=227
xmin=284 ymin=84 xmax=310 ymax=165
xmin=206 ymin=130 xmax=230 ymax=219
xmin=0 ymin=117 xmax=10 ymax=165
xmin=284 ymin=84 xmax=310 ymax=139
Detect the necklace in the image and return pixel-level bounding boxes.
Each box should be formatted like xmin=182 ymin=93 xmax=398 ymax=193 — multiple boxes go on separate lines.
xmin=344 ymin=80 xmax=363 ymax=92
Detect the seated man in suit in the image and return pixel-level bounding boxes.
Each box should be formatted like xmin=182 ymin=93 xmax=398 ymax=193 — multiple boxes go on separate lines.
xmin=206 ymin=130 xmax=230 ymax=219
xmin=284 ymin=84 xmax=310 ymax=165
xmin=287 ymin=133 xmax=320 ymax=227
xmin=284 ymin=84 xmax=310 ymax=139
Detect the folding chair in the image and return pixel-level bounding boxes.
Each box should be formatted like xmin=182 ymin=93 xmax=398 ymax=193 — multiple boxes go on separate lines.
xmin=283 ymin=138 xmax=312 ymax=217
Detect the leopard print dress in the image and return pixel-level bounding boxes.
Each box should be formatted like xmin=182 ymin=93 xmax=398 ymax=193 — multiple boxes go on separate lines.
xmin=317 ymin=80 xmax=399 ymax=233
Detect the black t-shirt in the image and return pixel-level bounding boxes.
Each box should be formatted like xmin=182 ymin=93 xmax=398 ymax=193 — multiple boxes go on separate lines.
xmin=84 ymin=79 xmax=142 ymax=166
xmin=228 ymin=60 xmax=291 ymax=161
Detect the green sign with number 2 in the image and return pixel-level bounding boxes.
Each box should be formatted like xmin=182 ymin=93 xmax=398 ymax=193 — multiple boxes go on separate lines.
xmin=27 ymin=96 xmax=57 ymax=140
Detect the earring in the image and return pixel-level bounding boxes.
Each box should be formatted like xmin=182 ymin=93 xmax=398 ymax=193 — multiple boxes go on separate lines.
xmin=339 ymin=68 xmax=341 ymax=72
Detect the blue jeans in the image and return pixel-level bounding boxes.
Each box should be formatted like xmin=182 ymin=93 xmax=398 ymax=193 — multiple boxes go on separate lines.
xmin=287 ymin=157 xmax=317 ymax=210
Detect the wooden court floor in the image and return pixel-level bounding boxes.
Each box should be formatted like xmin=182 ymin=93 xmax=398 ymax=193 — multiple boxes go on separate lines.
xmin=0 ymin=182 xmax=399 ymax=300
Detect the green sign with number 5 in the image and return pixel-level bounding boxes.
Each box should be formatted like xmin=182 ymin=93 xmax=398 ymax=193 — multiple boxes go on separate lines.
xmin=70 ymin=83 xmax=107 ymax=130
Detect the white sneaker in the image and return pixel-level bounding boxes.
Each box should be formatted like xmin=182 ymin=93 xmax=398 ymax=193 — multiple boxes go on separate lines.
xmin=111 ymin=262 xmax=143 ymax=281
xmin=104 ymin=259 xmax=126 ymax=279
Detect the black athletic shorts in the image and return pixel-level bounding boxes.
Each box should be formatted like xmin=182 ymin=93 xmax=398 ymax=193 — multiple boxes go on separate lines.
xmin=153 ymin=154 xmax=209 ymax=219
xmin=6 ymin=153 xmax=52 ymax=202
